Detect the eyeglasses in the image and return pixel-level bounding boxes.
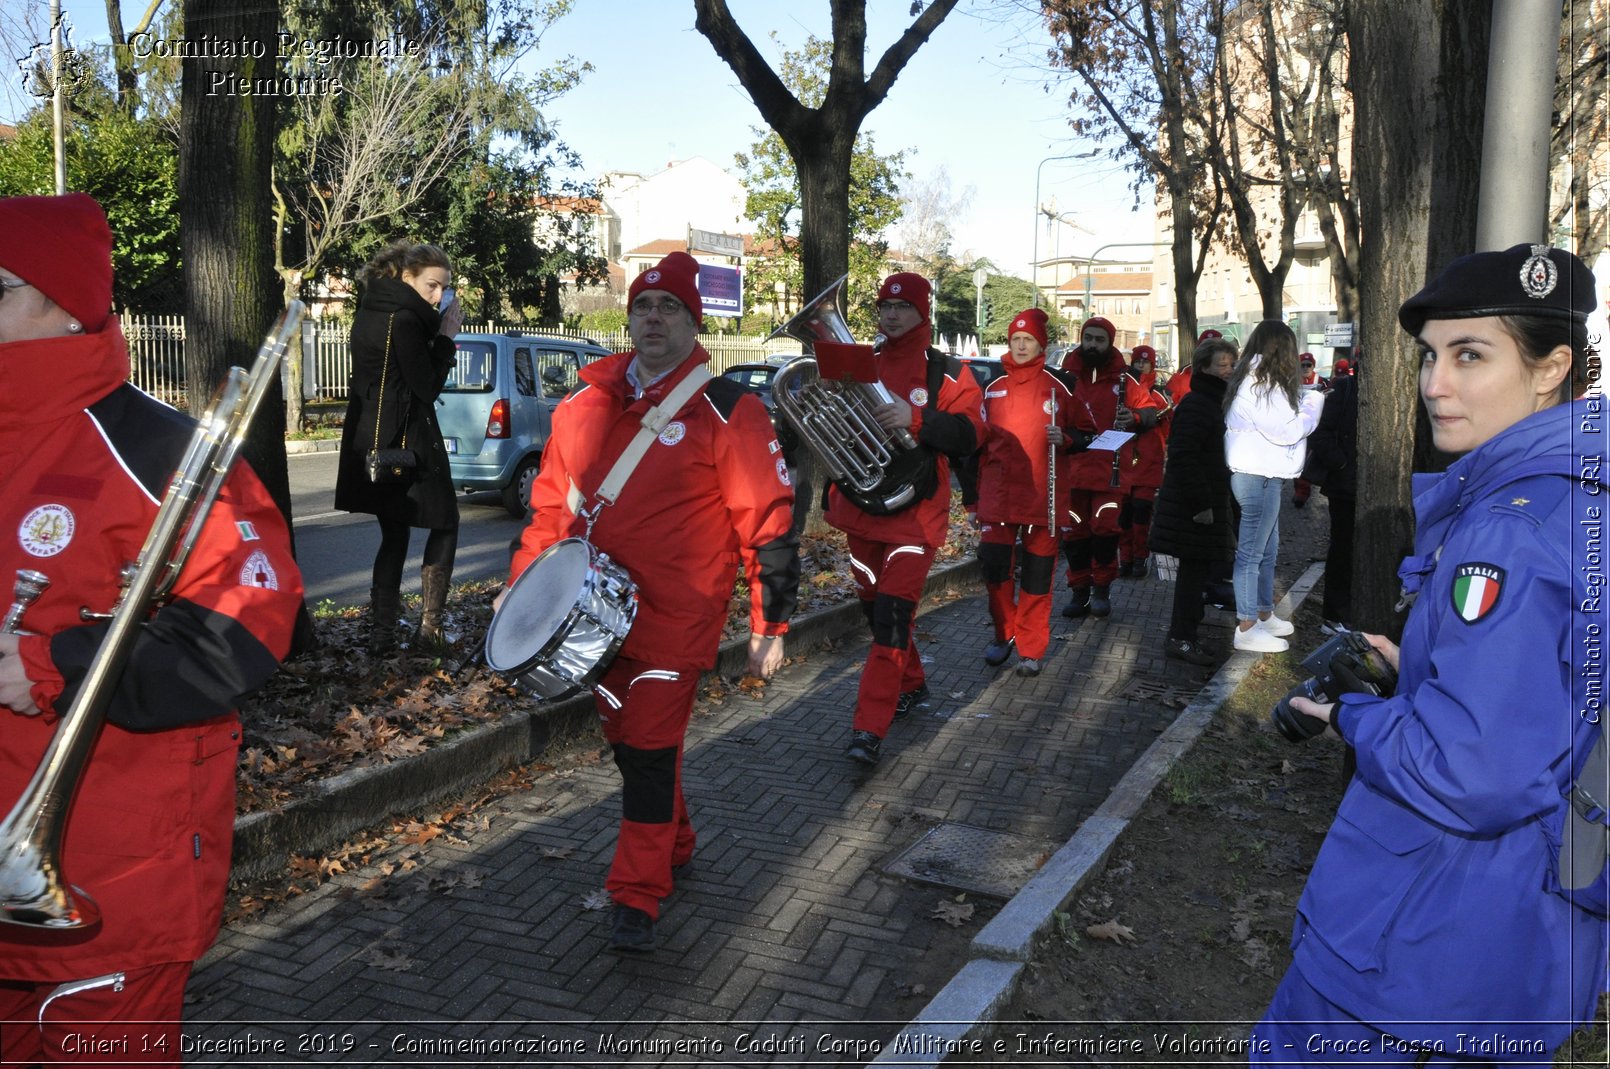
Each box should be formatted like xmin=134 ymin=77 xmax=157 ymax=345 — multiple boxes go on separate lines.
xmin=876 ymin=300 xmax=917 ymax=314
xmin=630 ymin=297 xmax=685 ymax=318
xmin=0 ymin=277 xmax=30 ymax=301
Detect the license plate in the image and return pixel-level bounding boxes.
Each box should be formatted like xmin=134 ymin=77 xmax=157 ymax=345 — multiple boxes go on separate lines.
xmin=443 ymin=438 xmax=458 ymax=454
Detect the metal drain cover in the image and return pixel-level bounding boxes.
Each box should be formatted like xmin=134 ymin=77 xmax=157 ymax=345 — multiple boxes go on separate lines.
xmin=883 ymin=823 xmax=1060 ymax=899
xmin=1112 ymin=676 xmax=1195 ymax=707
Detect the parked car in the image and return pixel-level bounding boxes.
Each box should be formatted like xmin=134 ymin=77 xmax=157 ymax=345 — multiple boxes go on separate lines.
xmin=958 ymin=354 xmax=1004 ymax=389
xmin=717 ymin=356 xmax=794 ymax=413
xmin=436 ymin=331 xmax=613 ymax=516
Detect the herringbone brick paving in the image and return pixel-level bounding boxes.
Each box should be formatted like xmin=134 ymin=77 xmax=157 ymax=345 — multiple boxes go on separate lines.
xmin=183 ymin=504 xmax=1327 ymax=1065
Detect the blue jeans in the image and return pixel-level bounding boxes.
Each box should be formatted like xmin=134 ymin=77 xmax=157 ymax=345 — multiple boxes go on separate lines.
xmin=1230 ymin=472 xmax=1284 ymax=623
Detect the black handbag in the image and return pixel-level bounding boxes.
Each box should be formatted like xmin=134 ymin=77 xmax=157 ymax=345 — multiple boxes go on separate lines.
xmin=366 ymin=313 xmax=419 ymax=484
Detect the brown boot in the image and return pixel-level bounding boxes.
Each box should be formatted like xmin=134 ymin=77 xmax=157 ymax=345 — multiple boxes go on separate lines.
xmin=368 ymin=585 xmax=400 ymax=655
xmin=415 ymin=564 xmax=452 ymax=648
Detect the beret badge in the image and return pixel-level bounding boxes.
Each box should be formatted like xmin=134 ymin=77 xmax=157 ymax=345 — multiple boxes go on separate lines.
xmin=1520 ymin=244 xmax=1559 ymax=300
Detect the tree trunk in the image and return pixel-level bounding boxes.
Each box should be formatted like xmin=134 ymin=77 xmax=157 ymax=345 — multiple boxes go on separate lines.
xmin=1348 ymin=0 xmax=1488 ymax=637
xmin=179 ymin=0 xmax=313 ymax=651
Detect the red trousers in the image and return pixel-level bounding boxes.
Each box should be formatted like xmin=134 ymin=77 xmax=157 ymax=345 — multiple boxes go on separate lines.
xmin=593 ymin=656 xmax=700 ymax=919
xmin=846 ymin=536 xmax=936 ymax=737
xmin=1061 ymin=487 xmax=1123 ymax=588
xmin=1119 ymin=486 xmax=1157 ymax=565
xmin=0 ymin=963 xmax=190 ymax=1066
xmin=979 ymin=523 xmax=1058 ymax=660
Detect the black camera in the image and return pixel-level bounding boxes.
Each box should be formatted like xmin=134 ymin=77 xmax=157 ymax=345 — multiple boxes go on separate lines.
xmin=1271 ymin=630 xmax=1399 ymax=743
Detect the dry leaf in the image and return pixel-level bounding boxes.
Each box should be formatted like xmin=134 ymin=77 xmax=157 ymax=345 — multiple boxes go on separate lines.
xmin=932 ymin=897 xmax=975 ymax=927
xmin=357 ymin=946 xmax=414 ymax=971
xmin=1086 ymin=918 xmax=1136 ymax=944
xmin=541 ymin=846 xmax=573 ymax=861
xmin=581 ymin=888 xmax=613 ymax=911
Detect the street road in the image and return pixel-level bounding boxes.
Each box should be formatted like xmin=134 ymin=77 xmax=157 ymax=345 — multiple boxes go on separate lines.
xmin=287 ymin=449 xmax=524 ymax=608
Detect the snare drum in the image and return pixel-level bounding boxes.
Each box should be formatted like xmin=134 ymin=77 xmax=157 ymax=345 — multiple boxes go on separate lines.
xmin=484 ymin=538 xmax=638 ymax=699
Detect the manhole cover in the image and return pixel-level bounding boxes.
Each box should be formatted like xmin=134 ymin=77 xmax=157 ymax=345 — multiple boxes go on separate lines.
xmin=883 ymin=823 xmax=1060 ymax=899
xmin=1111 ymin=676 xmax=1195 ymax=706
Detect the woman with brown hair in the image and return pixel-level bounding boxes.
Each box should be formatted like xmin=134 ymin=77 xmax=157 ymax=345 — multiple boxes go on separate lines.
xmin=1222 ymin=320 xmax=1324 ymax=653
xmin=334 ymin=239 xmax=464 ymax=652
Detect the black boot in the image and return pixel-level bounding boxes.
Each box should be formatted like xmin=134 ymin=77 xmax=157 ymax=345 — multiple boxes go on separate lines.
xmin=415 ymin=564 xmax=452 ymax=648
xmin=368 ymin=585 xmax=400 ymax=655
xmin=1062 ymin=586 xmax=1091 ymax=619
xmin=1089 ymin=585 xmax=1112 ymax=618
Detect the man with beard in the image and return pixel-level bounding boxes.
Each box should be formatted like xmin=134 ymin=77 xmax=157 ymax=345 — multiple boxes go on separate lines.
xmin=1056 ymin=316 xmax=1146 ymax=619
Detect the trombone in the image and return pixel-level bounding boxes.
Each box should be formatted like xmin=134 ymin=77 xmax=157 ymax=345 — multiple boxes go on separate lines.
xmin=0 ymin=302 xmax=304 ymax=929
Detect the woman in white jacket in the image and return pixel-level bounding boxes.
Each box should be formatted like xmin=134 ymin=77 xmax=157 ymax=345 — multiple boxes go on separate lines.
xmin=1223 ymin=321 xmax=1325 ymax=652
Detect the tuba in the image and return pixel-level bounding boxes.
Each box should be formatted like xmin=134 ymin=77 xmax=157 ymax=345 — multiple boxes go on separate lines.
xmin=767 ymin=275 xmax=935 ymax=515
xmin=0 ymin=302 xmax=304 ymax=929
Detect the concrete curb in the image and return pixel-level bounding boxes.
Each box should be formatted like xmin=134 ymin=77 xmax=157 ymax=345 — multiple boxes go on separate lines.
xmin=871 ymin=561 xmax=1326 ymax=1067
xmin=285 ymin=439 xmax=340 ymax=455
xmin=229 ymin=554 xmax=981 ymax=883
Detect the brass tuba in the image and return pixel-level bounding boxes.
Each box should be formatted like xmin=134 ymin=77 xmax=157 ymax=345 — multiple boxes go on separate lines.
xmin=0 ymin=302 xmax=304 ymax=929
xmin=767 ymin=275 xmax=935 ymax=515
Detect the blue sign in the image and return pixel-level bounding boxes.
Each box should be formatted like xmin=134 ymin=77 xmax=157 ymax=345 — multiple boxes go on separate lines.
xmin=698 ymin=263 xmax=742 ymax=317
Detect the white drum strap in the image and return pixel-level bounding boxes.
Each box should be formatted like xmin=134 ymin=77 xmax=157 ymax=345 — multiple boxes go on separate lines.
xmin=592 ymin=365 xmax=712 ymax=508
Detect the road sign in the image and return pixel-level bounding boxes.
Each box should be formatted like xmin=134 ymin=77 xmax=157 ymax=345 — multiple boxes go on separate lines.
xmin=1323 ymin=322 xmax=1354 ymax=347
xmin=688 ymin=227 xmax=744 ymax=257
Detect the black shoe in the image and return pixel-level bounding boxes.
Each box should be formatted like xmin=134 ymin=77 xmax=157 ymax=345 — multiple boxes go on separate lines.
xmin=1062 ymin=587 xmax=1091 ymax=619
xmin=1089 ymin=585 xmax=1112 ymax=618
xmin=1118 ymin=560 xmax=1134 ymax=578
xmin=845 ymin=730 xmax=882 ymax=765
xmin=1293 ymin=497 xmax=1307 ymax=508
xmin=608 ymin=904 xmax=656 ymax=953
xmin=983 ymin=638 xmax=1015 ymax=667
xmin=1130 ymin=558 xmax=1148 ymax=578
xmin=893 ymin=684 xmax=931 ymax=720
xmin=1165 ymin=638 xmax=1216 ymax=666
xmin=1014 ymin=658 xmax=1042 ymax=677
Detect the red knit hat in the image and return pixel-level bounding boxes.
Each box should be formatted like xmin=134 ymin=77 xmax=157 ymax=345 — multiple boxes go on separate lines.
xmin=1197 ymin=328 xmax=1222 ymax=342
xmin=1299 ymin=351 xmax=1315 ymax=366
xmin=1081 ymin=316 xmax=1116 ymax=343
xmin=0 ymin=192 xmax=113 ymax=332
xmin=1130 ymin=344 xmax=1156 ymax=366
xmin=1007 ymin=307 xmax=1048 ymax=349
xmin=629 ymin=251 xmax=702 ymax=326
xmin=877 ymin=272 xmax=931 ymax=320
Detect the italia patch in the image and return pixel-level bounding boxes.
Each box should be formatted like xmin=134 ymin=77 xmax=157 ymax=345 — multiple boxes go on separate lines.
xmin=236 ymin=521 xmax=260 ymax=542
xmin=1451 ymin=562 xmax=1504 ymax=623
xmin=657 ymin=421 xmax=686 ymax=446
xmin=19 ymin=504 xmax=74 ymax=557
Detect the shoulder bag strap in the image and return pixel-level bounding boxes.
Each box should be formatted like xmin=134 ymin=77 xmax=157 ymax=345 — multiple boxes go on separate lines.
xmin=370 ymin=314 xmax=404 ymax=452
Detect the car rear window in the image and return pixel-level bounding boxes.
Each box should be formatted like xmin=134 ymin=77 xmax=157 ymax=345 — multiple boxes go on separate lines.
xmin=446 ymin=341 xmax=496 ymax=393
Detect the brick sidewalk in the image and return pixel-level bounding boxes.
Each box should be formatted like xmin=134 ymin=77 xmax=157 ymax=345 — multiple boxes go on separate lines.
xmin=184 ymin=498 xmax=1331 ymax=1067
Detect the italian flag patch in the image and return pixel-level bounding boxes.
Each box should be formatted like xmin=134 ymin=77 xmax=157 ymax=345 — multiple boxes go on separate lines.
xmin=1451 ymin=562 xmax=1505 ymax=623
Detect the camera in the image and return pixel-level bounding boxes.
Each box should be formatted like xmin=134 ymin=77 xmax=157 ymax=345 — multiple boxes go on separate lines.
xmin=1271 ymin=630 xmax=1398 ymax=743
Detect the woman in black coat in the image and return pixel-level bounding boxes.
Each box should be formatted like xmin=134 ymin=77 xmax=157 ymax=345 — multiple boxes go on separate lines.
xmin=1149 ymin=336 xmax=1239 ymax=665
xmin=333 ymin=240 xmax=463 ymax=651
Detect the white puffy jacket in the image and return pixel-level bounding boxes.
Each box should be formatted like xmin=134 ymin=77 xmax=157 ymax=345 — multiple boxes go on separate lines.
xmin=1224 ymin=368 xmax=1325 ymax=478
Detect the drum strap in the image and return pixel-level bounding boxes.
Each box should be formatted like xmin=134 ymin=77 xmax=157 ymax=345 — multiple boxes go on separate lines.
xmin=579 ymin=365 xmax=714 ymax=512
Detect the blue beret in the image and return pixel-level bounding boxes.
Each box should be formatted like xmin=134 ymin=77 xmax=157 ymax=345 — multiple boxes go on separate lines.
xmin=1398 ymin=243 xmax=1597 ymax=335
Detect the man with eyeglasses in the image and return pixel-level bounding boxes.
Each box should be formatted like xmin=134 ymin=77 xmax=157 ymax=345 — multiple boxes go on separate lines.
xmin=506 ymin=250 xmax=799 ymax=954
xmin=828 ymin=272 xmax=983 ymax=767
xmin=0 ymin=195 xmax=303 ymax=1063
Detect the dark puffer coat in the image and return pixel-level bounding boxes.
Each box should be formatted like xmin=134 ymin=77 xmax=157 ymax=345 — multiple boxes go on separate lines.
xmin=1148 ymin=370 xmax=1234 ymax=560
xmin=333 ymin=276 xmax=459 ymax=530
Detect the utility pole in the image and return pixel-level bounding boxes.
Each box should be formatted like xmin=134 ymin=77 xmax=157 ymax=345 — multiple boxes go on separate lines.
xmin=49 ymin=0 xmax=66 ymax=193
xmin=1475 ymin=0 xmax=1563 ymax=248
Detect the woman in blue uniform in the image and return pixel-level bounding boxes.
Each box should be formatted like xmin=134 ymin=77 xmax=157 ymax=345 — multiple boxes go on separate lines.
xmin=1253 ymin=244 xmax=1608 ymax=1065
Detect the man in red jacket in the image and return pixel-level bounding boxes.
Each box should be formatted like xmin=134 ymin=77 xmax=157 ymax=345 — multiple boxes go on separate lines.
xmin=975 ymin=309 xmax=1092 ymax=676
xmin=0 ymin=194 xmax=303 ymax=1065
xmin=1056 ymin=316 xmax=1145 ymax=618
xmin=828 ymin=273 xmax=982 ymax=766
xmin=507 ymin=251 xmax=799 ymax=953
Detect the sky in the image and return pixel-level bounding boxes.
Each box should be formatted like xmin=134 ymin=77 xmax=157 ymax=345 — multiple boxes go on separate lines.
xmin=10 ymin=0 xmax=1156 ymax=277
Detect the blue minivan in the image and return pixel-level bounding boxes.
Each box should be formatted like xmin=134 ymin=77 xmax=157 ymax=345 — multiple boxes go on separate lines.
xmin=436 ymin=331 xmax=613 ymax=516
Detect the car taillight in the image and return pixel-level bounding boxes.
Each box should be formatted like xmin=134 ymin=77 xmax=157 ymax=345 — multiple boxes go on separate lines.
xmin=486 ymin=398 xmax=510 ymax=439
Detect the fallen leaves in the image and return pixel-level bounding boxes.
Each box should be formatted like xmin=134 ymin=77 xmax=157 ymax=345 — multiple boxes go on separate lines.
xmin=931 ymin=894 xmax=976 ymax=927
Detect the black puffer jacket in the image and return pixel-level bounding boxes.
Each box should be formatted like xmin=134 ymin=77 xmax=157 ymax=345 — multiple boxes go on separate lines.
xmin=333 ymin=276 xmax=459 ymax=529
xmin=1305 ymin=373 xmax=1358 ymax=499
xmin=1148 ymin=370 xmax=1234 ymax=560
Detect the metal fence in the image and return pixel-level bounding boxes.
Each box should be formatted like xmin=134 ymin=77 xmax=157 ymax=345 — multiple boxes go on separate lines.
xmin=121 ymin=314 xmax=805 ymax=408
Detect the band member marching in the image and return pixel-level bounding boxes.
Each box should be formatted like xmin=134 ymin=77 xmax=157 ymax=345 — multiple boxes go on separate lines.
xmin=1117 ymin=343 xmax=1173 ymax=577
xmin=832 ymin=273 xmax=982 ymax=767
xmin=1055 ymin=316 xmax=1143 ymax=620
xmin=975 ymin=309 xmax=1093 ymax=676
xmin=503 ymin=251 xmax=799 ymax=953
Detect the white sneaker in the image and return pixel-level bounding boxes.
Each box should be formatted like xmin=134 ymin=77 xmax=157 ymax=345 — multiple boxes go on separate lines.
xmin=1258 ymin=615 xmax=1294 ymax=637
xmin=1234 ymin=625 xmax=1289 ymax=653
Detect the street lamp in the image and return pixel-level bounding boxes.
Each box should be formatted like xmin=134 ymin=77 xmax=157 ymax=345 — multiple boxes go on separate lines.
xmin=1031 ymin=150 xmax=1099 ymax=309
xmin=1081 ymin=240 xmax=1172 ymax=318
